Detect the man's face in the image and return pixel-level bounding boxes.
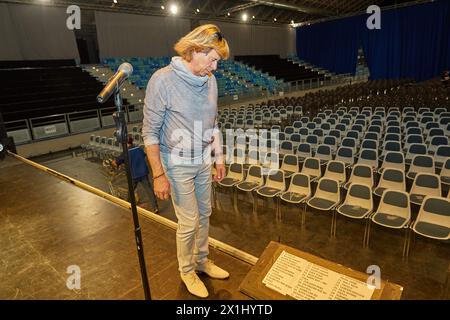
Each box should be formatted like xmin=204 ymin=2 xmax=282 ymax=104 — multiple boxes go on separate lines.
xmin=191 ymin=49 xmax=221 ymax=77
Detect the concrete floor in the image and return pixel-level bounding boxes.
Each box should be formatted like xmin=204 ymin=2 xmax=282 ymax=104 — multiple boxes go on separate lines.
xmin=1 ymin=150 xmax=449 ymax=300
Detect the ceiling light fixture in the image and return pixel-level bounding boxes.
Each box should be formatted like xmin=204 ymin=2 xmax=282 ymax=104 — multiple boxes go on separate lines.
xmin=169 ymin=4 xmax=178 ymax=15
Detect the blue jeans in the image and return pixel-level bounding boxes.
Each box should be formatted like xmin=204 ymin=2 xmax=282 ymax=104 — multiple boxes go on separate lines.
xmin=160 ymin=150 xmax=212 ymax=273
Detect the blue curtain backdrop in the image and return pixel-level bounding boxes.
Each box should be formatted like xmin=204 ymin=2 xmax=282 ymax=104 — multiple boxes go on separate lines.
xmin=296 ymin=0 xmax=450 ymax=81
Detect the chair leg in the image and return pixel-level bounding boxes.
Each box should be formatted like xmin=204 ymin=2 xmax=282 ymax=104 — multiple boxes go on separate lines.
xmin=363 ymin=218 xmax=370 ymax=248
xmin=402 ymin=227 xmax=411 ymax=260
xmin=330 ymin=210 xmax=337 ymax=238
xmin=302 ymin=203 xmax=307 ymax=229
xmin=277 ymin=197 xmax=281 ymax=222
xmin=251 ymin=191 xmax=258 ymax=215
xmin=333 ymin=210 xmax=338 ymax=238
xmin=365 ymin=220 xmax=372 ymax=248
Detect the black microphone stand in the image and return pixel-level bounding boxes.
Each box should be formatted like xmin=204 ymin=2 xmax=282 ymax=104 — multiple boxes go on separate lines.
xmin=112 ymin=86 xmax=151 ymax=300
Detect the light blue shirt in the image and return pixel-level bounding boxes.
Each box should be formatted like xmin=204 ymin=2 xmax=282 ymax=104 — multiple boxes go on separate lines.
xmin=142 ymin=56 xmax=219 ymax=157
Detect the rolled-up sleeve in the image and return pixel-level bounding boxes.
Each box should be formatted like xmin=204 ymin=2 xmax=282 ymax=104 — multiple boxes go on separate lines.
xmin=141 ymin=72 xmax=167 ymax=147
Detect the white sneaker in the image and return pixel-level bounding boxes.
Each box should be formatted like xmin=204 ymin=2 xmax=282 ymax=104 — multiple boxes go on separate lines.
xmin=196 ymin=260 xmax=230 ymax=279
xmin=180 ymin=272 xmax=209 ymax=298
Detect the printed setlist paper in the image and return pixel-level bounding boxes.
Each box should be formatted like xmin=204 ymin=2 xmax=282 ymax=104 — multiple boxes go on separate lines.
xmin=262 ymin=250 xmax=375 ymax=300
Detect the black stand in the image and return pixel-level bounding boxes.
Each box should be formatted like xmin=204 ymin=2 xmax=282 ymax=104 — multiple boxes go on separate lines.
xmin=112 ymin=89 xmax=152 ymax=300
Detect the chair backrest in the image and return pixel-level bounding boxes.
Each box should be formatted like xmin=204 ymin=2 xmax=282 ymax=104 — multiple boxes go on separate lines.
xmin=378 ymin=168 xmax=406 ymax=191
xmin=412 ymin=197 xmax=450 ymax=240
xmin=314 ymin=178 xmax=340 ymax=203
xmin=342 ymin=137 xmax=357 ymax=150
xmin=265 ymin=169 xmax=286 ymax=191
xmin=405 ymin=134 xmax=423 ymax=145
xmin=346 ymin=131 xmax=359 ymax=141
xmin=345 ymin=183 xmax=373 ymax=210
xmin=429 ymin=136 xmax=449 ymax=151
xmin=299 ymin=127 xmax=309 ymax=136
xmin=281 ymin=154 xmax=299 ymax=173
xmin=406 ymin=143 xmax=427 ymax=160
xmin=290 ymin=133 xmax=301 ymax=144
xmin=368 ymin=125 xmax=382 ymax=135
xmin=280 ymin=141 xmax=294 ymax=155
xmin=227 ymin=163 xmax=244 ymax=181
xmin=297 ymin=143 xmax=312 ymax=158
xmin=364 ymin=132 xmax=380 ymax=142
xmin=405 ymin=127 xmax=422 ymax=136
xmin=284 ymin=126 xmax=295 ymax=135
xmin=316 ymin=144 xmax=332 ymax=161
xmin=263 ymin=152 xmax=280 ymax=170
xmin=434 ymin=145 xmax=450 ymax=166
xmin=324 ymin=161 xmax=346 ymax=183
xmin=323 ymin=136 xmax=337 ymax=148
xmin=361 ymin=139 xmax=378 ymax=150
xmin=410 ymin=173 xmax=441 ymax=198
xmin=384 ymin=133 xmax=401 ymax=142
xmin=245 ymin=165 xmax=264 ymax=185
xmin=408 ymin=155 xmax=435 ymax=175
xmin=287 ymin=173 xmax=311 ymax=197
xmin=335 ymin=147 xmax=354 ymax=165
xmin=381 ymin=151 xmax=405 ymax=171
xmin=358 ymin=149 xmax=378 ymax=169
xmin=301 ymin=157 xmax=321 ymax=178
xmin=349 ymin=164 xmax=374 ymax=187
xmin=377 ymin=190 xmax=411 ymax=223
xmin=441 ymin=158 xmax=450 ymax=179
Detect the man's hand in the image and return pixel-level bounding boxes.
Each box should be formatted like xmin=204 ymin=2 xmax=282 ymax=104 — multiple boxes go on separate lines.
xmin=213 ymin=163 xmax=226 ymax=182
xmin=154 ymin=175 xmax=171 ymax=200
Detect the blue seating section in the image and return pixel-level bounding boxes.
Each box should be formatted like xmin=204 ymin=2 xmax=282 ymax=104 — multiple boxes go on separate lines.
xmin=218 ymin=60 xmax=283 ymax=93
xmin=103 ymin=57 xmax=282 ymax=98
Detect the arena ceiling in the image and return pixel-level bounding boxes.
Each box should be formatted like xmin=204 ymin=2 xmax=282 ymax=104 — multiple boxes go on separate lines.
xmin=0 ymin=0 xmax=432 ymax=24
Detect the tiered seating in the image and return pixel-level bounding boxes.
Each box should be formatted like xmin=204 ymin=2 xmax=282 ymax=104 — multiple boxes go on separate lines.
xmin=104 ymin=56 xmax=170 ymax=89
xmin=219 ymin=60 xmax=283 ymax=93
xmin=234 ymin=55 xmax=329 ymax=82
xmin=0 ymin=62 xmax=123 ymax=123
xmin=103 ymin=57 xmax=253 ymax=98
xmin=215 ymin=71 xmax=250 ymax=97
xmin=214 ymin=79 xmax=450 ymax=258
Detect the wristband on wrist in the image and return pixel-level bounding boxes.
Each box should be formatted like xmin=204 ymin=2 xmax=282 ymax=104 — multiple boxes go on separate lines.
xmin=153 ymin=172 xmax=165 ymax=180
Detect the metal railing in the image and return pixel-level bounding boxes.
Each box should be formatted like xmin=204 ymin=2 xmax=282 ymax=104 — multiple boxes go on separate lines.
xmin=218 ymin=74 xmax=355 ymax=106
xmin=5 ymin=104 xmax=144 ymax=145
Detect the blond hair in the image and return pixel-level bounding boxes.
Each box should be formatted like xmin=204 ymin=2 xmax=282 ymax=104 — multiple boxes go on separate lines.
xmin=174 ymin=24 xmax=230 ymax=62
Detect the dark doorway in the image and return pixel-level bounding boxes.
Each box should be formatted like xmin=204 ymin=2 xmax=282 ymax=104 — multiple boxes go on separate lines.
xmin=76 ymin=38 xmax=90 ymax=64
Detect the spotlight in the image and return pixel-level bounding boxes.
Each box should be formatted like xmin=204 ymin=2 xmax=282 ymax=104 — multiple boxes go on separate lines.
xmin=291 ymin=20 xmax=294 ymax=24
xmin=161 ymin=5 xmax=165 ymax=10
xmin=242 ymin=13 xmax=248 ymax=21
xmin=227 ymin=12 xmax=230 ymax=16
xmin=113 ymin=0 xmax=117 ymax=3
xmin=196 ymin=8 xmax=200 ymax=13
xmin=273 ymin=18 xmax=277 ymax=22
xmin=252 ymin=15 xmax=255 ymax=19
xmin=169 ymin=4 xmax=178 ymax=15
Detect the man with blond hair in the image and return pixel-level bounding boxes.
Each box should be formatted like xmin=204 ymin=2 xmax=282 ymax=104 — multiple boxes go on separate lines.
xmin=142 ymin=24 xmax=229 ymax=298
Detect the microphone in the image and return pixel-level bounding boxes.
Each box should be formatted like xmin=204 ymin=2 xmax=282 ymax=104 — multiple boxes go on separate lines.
xmin=97 ymin=62 xmax=133 ymax=103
